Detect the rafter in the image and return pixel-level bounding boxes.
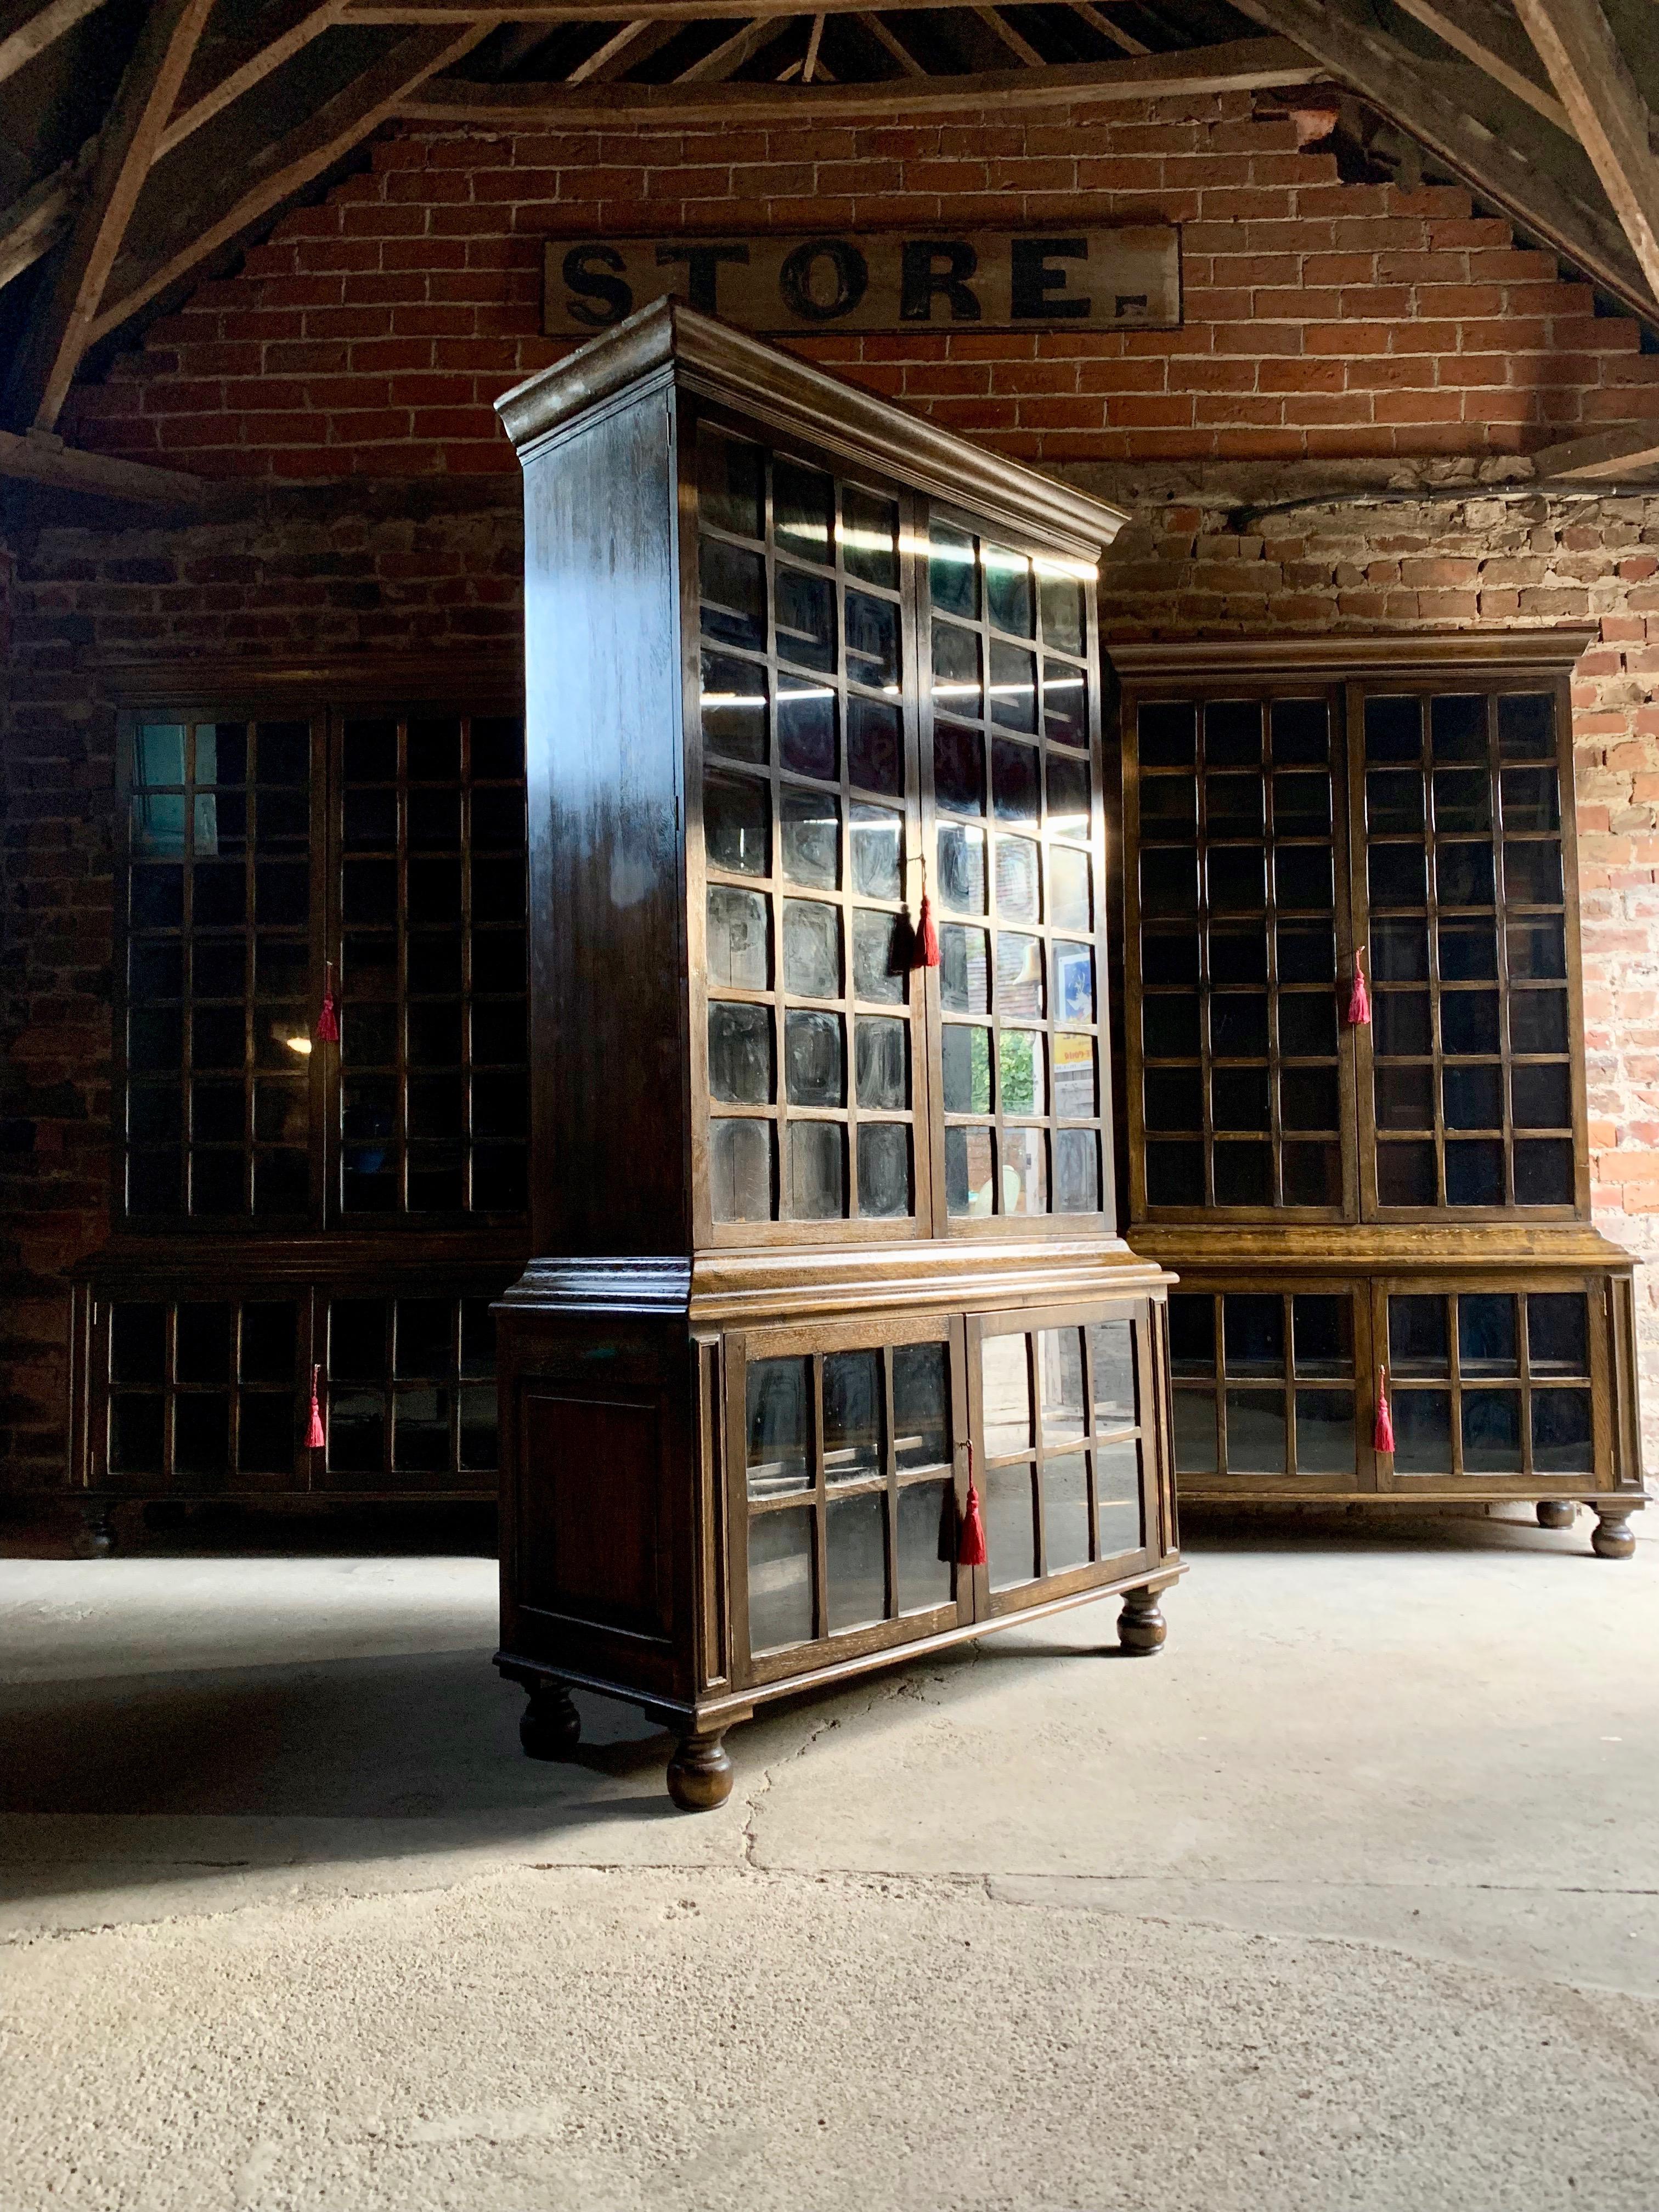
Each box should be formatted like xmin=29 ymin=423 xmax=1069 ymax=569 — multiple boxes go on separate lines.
xmin=1068 ymin=2 xmax=1147 ymax=61
xmin=564 ymin=19 xmax=672 ymax=80
xmin=0 ymin=0 xmax=105 ymax=86
xmin=7 ymin=0 xmax=214 ymax=432
xmin=156 ymin=0 xmax=346 ymax=161
xmin=1226 ymin=0 xmax=1658 ymax=323
xmin=89 ymin=24 xmax=491 ymax=350
xmin=974 ymin=7 xmax=1042 ymax=66
xmin=351 ymin=0 xmax=1133 ymax=20
xmin=855 ymin=12 xmax=923 ymax=76
xmin=1531 ymin=423 xmax=1659 ymax=478
xmin=676 ymin=14 xmax=791 ymax=80
xmin=802 ymin=10 xmax=823 ymax=81
xmin=1514 ymin=0 xmax=1659 ymax=301
xmin=406 ymin=35 xmax=1326 ymax=121
xmin=1389 ymin=0 xmax=1568 ymax=134
xmin=0 ymin=162 xmax=74 ymax=290
xmin=0 ymin=423 xmax=206 ymax=503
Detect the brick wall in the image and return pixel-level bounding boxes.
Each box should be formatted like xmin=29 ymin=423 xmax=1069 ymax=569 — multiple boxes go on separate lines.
xmin=5 ymin=88 xmax=1659 ymax=1491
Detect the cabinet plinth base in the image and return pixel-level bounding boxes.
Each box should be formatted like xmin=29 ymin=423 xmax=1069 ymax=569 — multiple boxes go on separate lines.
xmin=1536 ymin=1500 xmax=1577 ymax=1531
xmin=1118 ymin=1584 xmax=1167 ymax=1655
xmin=1592 ymin=1509 xmax=1638 ymax=1561
xmin=667 ymin=1730 xmax=733 ymax=1812
xmin=520 ymin=1681 xmax=582 ymax=1760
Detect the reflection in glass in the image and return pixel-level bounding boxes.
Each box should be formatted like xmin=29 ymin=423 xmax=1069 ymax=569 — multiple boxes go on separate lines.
xmin=941 ymin=1024 xmax=991 ymax=1114
xmin=857 ymin=1122 xmax=911 ymax=1217
xmin=1296 ymin=1391 xmax=1355 ymax=1474
xmin=746 ymin=1357 xmax=810 ymax=1496
xmin=935 ymin=722 xmax=984 ymax=815
xmin=1091 ymin=1319 xmax=1136 ymax=1427
xmin=851 ymin=910 xmax=906 ymax=1003
xmin=708 ymin=887 xmax=770 ymax=990
xmin=1053 ymin=1127 xmax=1099 ymax=1212
xmin=1226 ymin=1388 xmax=1286 ymax=1473
xmin=787 ymin=1120 xmax=845 ymax=1219
xmin=1096 ymin=1438 xmax=1143 ymax=1555
xmin=850 ymin=802 xmax=903 ymax=901
xmin=1528 ymin=1294 xmax=1588 ymax=1376
xmin=781 ymin=786 xmax=840 ymax=889
xmin=823 ymin=1350 xmax=882 ymax=1484
xmin=929 ymin=525 xmax=978 ymax=618
xmin=981 ymin=1333 xmax=1031 ymax=1455
xmin=706 ymin=772 xmax=769 ymax=876
xmin=782 ymin=900 xmax=842 ymax=999
xmin=785 ymin=1009 xmax=844 ymax=1105
xmin=944 ymin=1125 xmax=995 ymax=1217
xmin=898 ymin=1480 xmax=955 ymax=1611
xmin=940 ymin=924 xmax=990 ymax=1014
xmin=709 ymin=1002 xmax=773 ymax=1105
xmin=1044 ymin=1453 xmax=1090 ymax=1571
xmin=773 ymin=457 xmax=833 ymax=562
xmin=1000 ymin=1028 xmax=1044 ymax=1115
xmin=1040 ymin=1328 xmax=1086 ymax=1444
xmin=894 ymin=1341 xmax=949 ymax=1469
xmin=938 ymin=824 xmax=987 ymax=914
xmin=985 ymin=1463 xmax=1036 ymax=1590
xmin=710 ymin=1117 xmax=774 ymax=1222
xmin=855 ymin=1017 xmax=907 ymax=1109
xmin=1462 ymin=1389 xmax=1522 ymax=1473
xmin=997 ymin=933 xmax=1044 ymax=1019
xmin=778 ymin=678 xmax=838 ymax=781
xmin=775 ymin=566 xmax=836 ymax=673
xmin=1532 ymin=1389 xmax=1593 ymax=1475
xmin=748 ymin=1507 xmax=813 ymax=1650
xmin=700 ymin=538 xmax=765 ymax=651
xmin=827 ymin=1492 xmax=886 ymax=1633
xmin=840 ymin=485 xmax=899 ymax=588
xmin=697 ymin=424 xmax=764 ymax=538
xmin=1000 ymin=1126 xmax=1046 ymax=1215
xmin=1172 ymin=1390 xmax=1216 ymax=1473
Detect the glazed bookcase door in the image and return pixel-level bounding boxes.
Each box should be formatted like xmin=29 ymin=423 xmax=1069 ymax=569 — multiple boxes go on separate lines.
xmin=966 ymin=1298 xmax=1165 ymax=1618
xmin=1370 ymin=1274 xmax=1613 ymax=1495
xmin=726 ymin=1313 xmax=973 ymax=1688
xmin=686 ymin=400 xmax=934 ymax=1244
xmin=1347 ymin=673 xmax=1588 ymax=1222
xmin=1121 ymin=681 xmax=1360 ymax=1225
xmin=1164 ymin=1280 xmax=1379 ymax=1494
xmin=920 ymin=504 xmax=1113 ymax=1234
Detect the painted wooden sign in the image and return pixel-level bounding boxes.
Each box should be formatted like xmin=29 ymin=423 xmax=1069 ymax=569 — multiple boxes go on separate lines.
xmin=541 ymin=227 xmax=1181 ymax=337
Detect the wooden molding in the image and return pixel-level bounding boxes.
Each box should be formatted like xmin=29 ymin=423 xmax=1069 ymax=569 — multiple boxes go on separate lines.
xmin=404 ymin=36 xmax=1326 ymax=123
xmin=496 ymin=296 xmax=1128 ymax=558
xmin=92 ymin=650 xmax=523 ymax=704
xmin=1107 ymin=628 xmax=1599 ymax=678
xmin=1513 ymin=0 xmax=1659 ymax=304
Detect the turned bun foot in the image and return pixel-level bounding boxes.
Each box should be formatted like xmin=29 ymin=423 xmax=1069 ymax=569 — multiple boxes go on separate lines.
xmin=1118 ymin=1584 xmax=1167 ymax=1656
xmin=77 ymin=1498 xmax=116 ymax=1558
xmin=1592 ymin=1510 xmax=1637 ymax=1561
xmin=1536 ymin=1500 xmax=1577 ymax=1531
xmin=667 ymin=1730 xmax=733 ymax=1811
xmin=520 ymin=1681 xmax=582 ymax=1760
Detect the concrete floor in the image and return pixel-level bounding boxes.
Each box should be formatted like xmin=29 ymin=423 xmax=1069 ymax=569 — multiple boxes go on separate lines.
xmin=1 ymin=1507 xmax=1656 ymax=2211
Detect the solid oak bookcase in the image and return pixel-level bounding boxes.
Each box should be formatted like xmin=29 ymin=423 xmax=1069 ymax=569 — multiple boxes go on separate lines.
xmin=494 ymin=302 xmax=1181 ymax=1809
xmin=1114 ymin=636 xmax=1644 ymax=1556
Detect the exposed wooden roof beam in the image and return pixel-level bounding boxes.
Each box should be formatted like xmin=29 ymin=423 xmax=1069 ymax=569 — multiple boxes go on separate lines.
xmin=88 ymin=23 xmax=492 ymax=349
xmin=1514 ymin=0 xmax=1659 ymax=301
xmin=855 ymin=12 xmax=923 ymax=76
xmin=1068 ymin=2 xmax=1148 ymax=60
xmin=566 ymin=19 xmax=683 ymax=78
xmin=7 ymin=0 xmax=215 ymax=432
xmin=1389 ymin=0 xmax=1569 ymax=135
xmin=0 ymin=161 xmax=74 ymax=289
xmin=0 ymin=424 xmax=207 ymax=503
xmin=1531 ymin=424 xmax=1659 ymax=478
xmin=802 ymin=9 xmax=823 ymax=80
xmin=157 ymin=0 xmax=347 ymax=161
xmin=353 ymin=0 xmax=1130 ymax=20
xmin=406 ymin=33 xmax=1326 ymax=120
xmin=0 ymin=0 xmax=105 ymax=86
xmin=676 ymin=14 xmax=791 ymax=79
xmin=974 ymin=7 xmax=1043 ymax=66
xmin=1227 ymin=0 xmax=1658 ymax=323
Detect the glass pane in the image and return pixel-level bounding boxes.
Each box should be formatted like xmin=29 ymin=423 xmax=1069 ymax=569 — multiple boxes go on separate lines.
xmin=1053 ymin=1130 xmax=1100 ymax=1213
xmin=989 ymin=642 xmax=1037 ymax=733
xmin=1095 ymin=1437 xmax=1144 ymax=1556
xmin=1049 ymin=845 xmax=1092 ymax=932
xmin=1444 ymin=1127 xmax=1505 ymax=1203
xmin=857 ymin=1122 xmax=911 ymax=1218
xmin=980 ymin=1333 xmax=1031 ymax=1455
xmin=942 ymin=1024 xmax=992 ymax=1115
xmin=941 ymin=926 xmax=990 ymax=1014
xmin=999 ymin=1028 xmax=1044 ymax=1115
xmin=1224 ymin=1294 xmax=1283 ymax=1376
xmin=786 ymin=1120 xmax=845 ymax=1220
xmin=1214 ymin=1143 xmax=1272 ymax=1206
xmin=1139 ymin=701 xmax=1195 ymax=768
xmin=983 ymin=545 xmax=1033 ymax=635
xmin=1043 ymin=1453 xmax=1090 ymax=1571
xmin=1532 ymin=1389 xmax=1593 ymax=1476
xmin=782 ymin=900 xmax=841 ymax=999
xmin=1169 ymin=1294 xmax=1215 ymax=1378
xmin=933 ymin=621 xmax=981 ymax=714
xmin=1038 ymin=1328 xmax=1086 ymax=1445
xmin=698 ymin=424 xmax=763 ymax=537
xmin=1053 ymin=1033 xmax=1097 ymax=1120
xmin=1389 ymin=1295 xmax=1449 ymax=1375
xmin=929 ymin=525 xmax=979 ymax=619
xmin=893 ymin=1341 xmax=949 ymax=1470
xmin=1377 ymin=1140 xmax=1437 ymax=1206
xmin=1091 ymin=1320 xmax=1137 ymax=1429
xmin=781 ymin=786 xmax=839 ymax=889
xmin=775 ymin=566 xmax=836 ymax=673
xmin=748 ymin=1507 xmax=814 ymax=1651
xmin=785 ymin=1009 xmax=844 ymax=1107
xmin=944 ymin=1125 xmax=996 ymax=1217
xmin=778 ymin=680 xmax=838 ymax=781
xmin=774 ymin=456 xmax=833 ymax=562
xmin=850 ymin=802 xmax=903 ymax=901
xmin=392 ymin=1388 xmax=452 ymax=1473
xmin=1206 ymin=699 xmax=1261 ymax=767
xmin=995 ymin=835 xmax=1040 ymax=922
xmin=846 ymin=591 xmax=899 ymax=691
xmin=1295 ymin=1390 xmax=1355 ymax=1475
xmin=1172 ymin=1390 xmax=1216 ymax=1474
xmin=1458 ymin=1294 xmax=1517 ymax=1376
xmin=705 ymin=772 xmax=769 ymax=875
xmin=992 ymin=736 xmax=1040 ymax=823
xmin=1037 ymin=562 xmax=1085 ymax=654
xmin=935 ymin=722 xmax=985 ymax=816
xmin=851 ymin=910 xmax=906 ymax=1003
xmin=1226 ymin=1388 xmax=1287 ymax=1473
xmin=1515 ymin=1141 xmax=1573 ymax=1204
xmin=840 ymin=484 xmax=898 ymax=589
xmin=854 ymin=1016 xmax=907 ymax=1109
xmin=1432 ymin=694 xmax=1485 ymax=761
xmin=823 ymin=1350 xmax=882 ymax=1485
xmin=710 ymin=1116 xmax=774 ymax=1222
xmin=1461 ymin=1390 xmax=1522 ymax=1474
xmin=985 ymin=1463 xmax=1037 ymax=1590
xmin=174 ymin=1393 xmax=230 ymax=1475
xmin=897 ymin=1479 xmax=955 ymax=1612
xmin=700 ymin=538 xmax=765 ymax=651
xmin=1293 ymin=1296 xmax=1352 ymax=1377
xmin=1000 ymin=1127 xmax=1047 ymax=1215
xmin=1512 ymin=1063 xmax=1571 ymax=1128
xmin=1528 ymin=1294 xmax=1589 ymax=1377
xmin=111 ymin=1302 xmax=167 ymax=1384
xmin=848 ymin=697 xmax=902 ymax=796
xmin=826 ymin=1492 xmax=887 ymax=1633
xmin=240 ymin=1301 xmax=296 ymax=1384
xmin=746 ymin=1357 xmax=810 ymax=1497
xmin=709 ymin=1002 xmax=773 ymax=1104
xmin=997 ymin=933 xmax=1045 ymax=1019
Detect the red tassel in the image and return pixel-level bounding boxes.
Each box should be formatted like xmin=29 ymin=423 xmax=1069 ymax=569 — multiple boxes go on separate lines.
xmin=305 ymin=1364 xmax=326 ymax=1451
xmin=1346 ymin=946 xmax=1371 ymax=1029
xmin=957 ymin=1442 xmax=987 ymax=1567
xmin=1373 ymin=1367 xmax=1395 ymax=1455
xmin=316 ymin=960 xmax=340 ymax=1045
xmin=913 ymin=892 xmax=941 ymax=970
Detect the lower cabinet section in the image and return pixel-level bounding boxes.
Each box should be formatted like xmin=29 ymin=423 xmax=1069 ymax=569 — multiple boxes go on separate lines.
xmin=495 ymin=1248 xmax=1183 ymax=1808
xmin=1143 ymin=1232 xmax=1645 ymax=1553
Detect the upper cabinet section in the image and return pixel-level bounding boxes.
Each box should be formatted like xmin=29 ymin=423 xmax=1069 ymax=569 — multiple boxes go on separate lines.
xmin=1116 ymin=637 xmax=1594 ymax=1232
xmin=499 ymin=303 xmax=1127 ymax=1259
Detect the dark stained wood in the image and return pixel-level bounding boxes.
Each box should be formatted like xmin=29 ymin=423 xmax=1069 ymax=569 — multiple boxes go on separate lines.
xmin=496 ymin=306 xmax=1181 ymax=1803
xmin=519 ymin=1679 xmax=582 ymax=1758
xmin=1116 ymin=1583 xmax=1166 ymax=1652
